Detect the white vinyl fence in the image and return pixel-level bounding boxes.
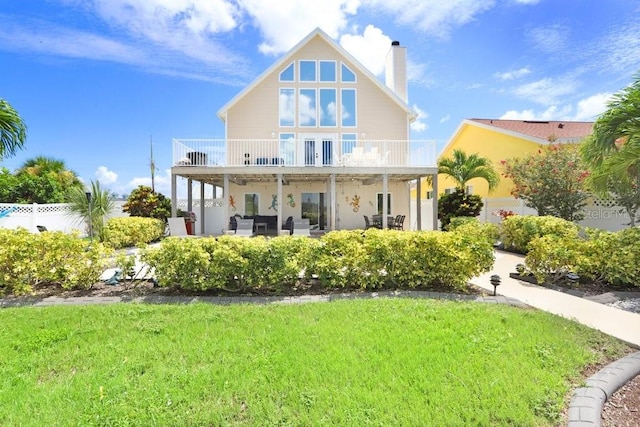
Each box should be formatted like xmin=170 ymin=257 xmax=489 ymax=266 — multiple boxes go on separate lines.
xmin=479 ymin=197 xmax=632 ymax=232
xmin=0 ymin=199 xmax=227 ymax=236
xmin=0 ymin=201 xmax=129 ymax=234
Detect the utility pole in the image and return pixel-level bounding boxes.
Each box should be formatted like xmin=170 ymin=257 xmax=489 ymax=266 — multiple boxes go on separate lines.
xmin=150 ymin=135 xmax=156 ymax=194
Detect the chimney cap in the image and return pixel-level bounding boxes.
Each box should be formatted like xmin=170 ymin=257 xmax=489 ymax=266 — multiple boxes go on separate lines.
xmin=391 ymin=41 xmax=400 ymax=46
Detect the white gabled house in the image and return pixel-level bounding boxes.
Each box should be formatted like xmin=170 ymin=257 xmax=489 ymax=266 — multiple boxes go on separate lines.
xmin=171 ymin=27 xmax=438 ymax=235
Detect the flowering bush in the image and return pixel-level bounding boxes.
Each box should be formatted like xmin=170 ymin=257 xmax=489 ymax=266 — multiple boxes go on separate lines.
xmin=502 ymin=144 xmax=590 ymax=221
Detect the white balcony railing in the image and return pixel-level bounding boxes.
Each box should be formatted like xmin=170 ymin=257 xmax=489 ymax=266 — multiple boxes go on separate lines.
xmin=173 ymin=138 xmax=436 ymax=168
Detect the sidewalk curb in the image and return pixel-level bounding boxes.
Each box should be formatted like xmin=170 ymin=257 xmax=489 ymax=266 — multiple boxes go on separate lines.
xmin=567 ymin=351 xmax=640 ymax=426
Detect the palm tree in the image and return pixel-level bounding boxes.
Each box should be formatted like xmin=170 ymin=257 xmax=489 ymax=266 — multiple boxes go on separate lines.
xmin=67 ymin=180 xmax=115 ymax=241
xmin=583 ymin=73 xmax=640 ymax=191
xmin=438 ymin=149 xmax=500 ymax=193
xmin=18 ymin=156 xmax=82 ymax=189
xmin=0 ymin=98 xmax=27 ymax=160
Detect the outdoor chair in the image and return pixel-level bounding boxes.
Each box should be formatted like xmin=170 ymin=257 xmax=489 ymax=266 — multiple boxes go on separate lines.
xmin=167 ymin=217 xmax=199 ymax=237
xmin=234 ymin=219 xmax=255 ymax=237
xmin=363 ymin=215 xmax=374 ymax=229
xmin=292 ymin=218 xmax=311 ymax=236
xmin=372 ymin=214 xmax=383 ymax=229
xmin=283 ymin=216 xmax=294 ymax=235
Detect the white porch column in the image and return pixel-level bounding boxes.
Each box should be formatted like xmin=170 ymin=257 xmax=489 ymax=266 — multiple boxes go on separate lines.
xmin=277 ymin=173 xmax=283 ymax=234
xmin=416 ymin=178 xmax=422 ymax=231
xmin=432 ymin=172 xmax=438 ymax=231
xmin=187 ymin=178 xmax=193 ymax=213
xmin=223 ymin=174 xmax=230 ymax=231
xmin=330 ymin=174 xmax=336 ymax=230
xmin=382 ymin=173 xmax=388 ymax=229
xmin=200 ymin=181 xmax=205 ymax=235
xmin=171 ymin=173 xmax=177 ymax=217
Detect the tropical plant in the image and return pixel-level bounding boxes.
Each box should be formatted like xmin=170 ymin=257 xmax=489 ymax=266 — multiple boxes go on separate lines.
xmin=66 ymin=180 xmax=116 ymax=241
xmin=122 ymin=185 xmax=171 ymax=221
xmin=438 ymin=149 xmax=500 ymax=192
xmin=582 ymin=74 xmax=640 ymax=226
xmin=0 ymin=98 xmax=27 ymax=160
xmin=437 ymin=189 xmax=484 ymax=230
xmin=503 ymin=144 xmax=590 ymax=221
xmin=0 ymin=166 xmax=68 ymax=203
xmin=18 ymin=156 xmax=82 ymax=188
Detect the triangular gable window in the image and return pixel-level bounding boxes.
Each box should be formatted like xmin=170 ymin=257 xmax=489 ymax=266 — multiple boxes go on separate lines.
xmin=341 ymin=63 xmax=356 ymax=83
xmin=280 ymin=63 xmax=294 ymax=82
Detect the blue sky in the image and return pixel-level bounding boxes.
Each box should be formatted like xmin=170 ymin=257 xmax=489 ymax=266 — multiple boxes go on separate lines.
xmin=1 ymin=0 xmax=639 ymax=198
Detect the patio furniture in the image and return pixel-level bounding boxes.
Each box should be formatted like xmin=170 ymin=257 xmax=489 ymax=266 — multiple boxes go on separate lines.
xmin=372 ymin=214 xmax=383 ymax=229
xmin=292 ymin=218 xmax=311 ymax=236
xmin=363 ymin=215 xmax=375 ymax=229
xmin=283 ymin=216 xmax=294 ymax=235
xmin=168 ymin=217 xmax=199 ymax=237
xmin=234 ymin=219 xmax=255 ymax=237
xmin=255 ymin=222 xmax=268 ymax=235
xmin=390 ymin=215 xmax=405 ymax=230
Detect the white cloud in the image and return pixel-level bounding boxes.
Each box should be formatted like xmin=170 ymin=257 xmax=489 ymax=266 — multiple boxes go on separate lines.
xmin=440 ymin=114 xmax=450 ymax=123
xmin=499 ymin=92 xmax=611 ymax=121
xmin=513 ymin=0 xmax=540 ymax=4
xmin=587 ymin=19 xmax=640 ymax=75
xmin=494 ymin=67 xmax=531 ymax=80
xmin=500 ymin=104 xmax=572 ymax=121
xmin=340 ymin=25 xmax=391 ymax=76
xmin=0 ymin=2 xmax=253 ymax=84
xmin=364 ymin=0 xmax=495 ymax=39
xmin=95 ymin=166 xmax=118 ymax=184
xmin=410 ymin=104 xmax=428 ymax=132
xmin=574 ymin=92 xmax=612 ymax=121
xmin=241 ymin=0 xmax=360 ymax=55
xmin=513 ymin=77 xmax=578 ymax=105
xmin=526 ymin=24 xmax=569 ymax=53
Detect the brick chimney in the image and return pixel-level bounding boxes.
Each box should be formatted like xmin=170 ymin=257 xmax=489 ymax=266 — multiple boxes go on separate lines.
xmin=385 ymin=40 xmax=407 ymax=103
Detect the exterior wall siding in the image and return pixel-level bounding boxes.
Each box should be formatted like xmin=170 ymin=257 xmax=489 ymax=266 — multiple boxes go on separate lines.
xmin=424 ymin=123 xmax=542 ymax=199
xmin=225 ymin=35 xmax=409 ymax=142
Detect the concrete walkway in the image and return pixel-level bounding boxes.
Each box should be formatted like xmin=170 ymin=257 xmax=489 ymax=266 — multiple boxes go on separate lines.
xmin=470 ymin=250 xmax=640 ymax=348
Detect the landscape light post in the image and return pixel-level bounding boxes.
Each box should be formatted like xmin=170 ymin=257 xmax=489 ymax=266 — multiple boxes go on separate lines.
xmin=490 ymin=274 xmax=501 ymax=296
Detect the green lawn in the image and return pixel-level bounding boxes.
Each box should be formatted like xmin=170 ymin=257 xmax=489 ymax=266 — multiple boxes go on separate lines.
xmin=0 ymin=299 xmax=627 ymax=426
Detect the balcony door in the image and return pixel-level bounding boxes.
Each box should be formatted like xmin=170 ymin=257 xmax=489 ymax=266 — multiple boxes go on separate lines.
xmin=299 ymin=134 xmax=335 ymax=166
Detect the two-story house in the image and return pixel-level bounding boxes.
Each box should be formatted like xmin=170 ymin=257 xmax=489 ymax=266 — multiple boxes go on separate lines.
xmin=170 ymin=28 xmax=438 ymax=235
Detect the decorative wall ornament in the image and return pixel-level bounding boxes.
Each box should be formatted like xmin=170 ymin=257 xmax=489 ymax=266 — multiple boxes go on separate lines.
xmin=268 ymin=194 xmax=278 ymax=211
xmin=229 ymin=195 xmax=236 ymax=211
xmin=349 ymin=194 xmax=360 ymax=212
xmin=287 ymin=193 xmax=296 ymax=207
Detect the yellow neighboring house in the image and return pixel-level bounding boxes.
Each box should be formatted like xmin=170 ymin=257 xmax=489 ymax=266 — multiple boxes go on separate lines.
xmin=420 ymin=118 xmax=594 ymax=199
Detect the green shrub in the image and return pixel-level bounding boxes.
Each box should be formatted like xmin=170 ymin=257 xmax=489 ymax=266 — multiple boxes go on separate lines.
xmin=307 ymin=230 xmax=368 ymax=289
xmin=102 ymin=217 xmax=165 ymax=249
xmin=0 ymin=228 xmax=112 ymax=295
xmin=141 ymin=228 xmax=495 ymax=294
xmin=501 ymin=215 xmax=580 ymax=253
xmin=437 ymin=189 xmax=483 ymax=230
xmin=525 ymin=235 xmax=587 ymax=284
xmin=525 ymin=227 xmax=640 ymax=287
xmin=594 ymin=227 xmax=640 ymax=286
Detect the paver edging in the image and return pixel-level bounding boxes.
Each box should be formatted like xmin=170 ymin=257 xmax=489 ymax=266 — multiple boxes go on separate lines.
xmin=567 ymin=351 xmax=640 ymax=426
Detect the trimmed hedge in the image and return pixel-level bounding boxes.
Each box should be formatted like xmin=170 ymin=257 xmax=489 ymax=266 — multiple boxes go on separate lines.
xmin=525 ymin=227 xmax=640 ymax=287
xmin=0 ymin=228 xmax=112 ymax=295
xmin=102 ymin=217 xmax=165 ymax=249
xmin=141 ymin=225 xmax=495 ymax=293
xmin=501 ymin=215 xmax=579 ymax=253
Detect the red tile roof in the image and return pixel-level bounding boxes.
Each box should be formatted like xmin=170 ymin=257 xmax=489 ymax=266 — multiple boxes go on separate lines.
xmin=469 ymin=119 xmax=593 ymax=141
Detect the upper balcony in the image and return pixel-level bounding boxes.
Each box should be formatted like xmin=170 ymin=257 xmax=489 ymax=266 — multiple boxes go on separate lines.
xmin=173 ymin=138 xmax=437 ymax=169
